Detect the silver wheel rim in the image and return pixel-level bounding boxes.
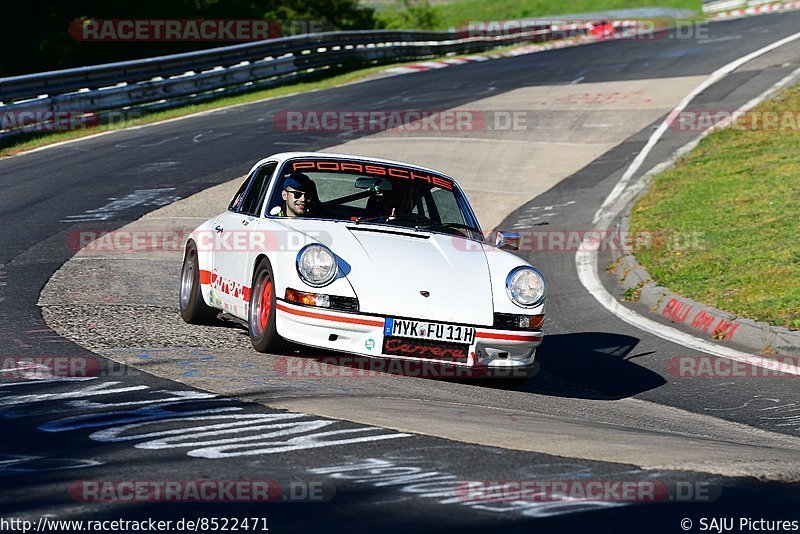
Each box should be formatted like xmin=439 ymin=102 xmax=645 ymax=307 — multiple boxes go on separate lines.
xmin=180 ymin=252 xmax=195 ymax=310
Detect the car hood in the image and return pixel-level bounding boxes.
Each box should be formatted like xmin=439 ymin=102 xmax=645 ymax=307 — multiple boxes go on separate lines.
xmin=280 ymin=219 xmax=494 ymax=325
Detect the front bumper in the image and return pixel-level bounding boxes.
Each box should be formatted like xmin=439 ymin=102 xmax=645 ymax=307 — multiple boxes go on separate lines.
xmin=275 ymin=299 xmax=542 ymax=372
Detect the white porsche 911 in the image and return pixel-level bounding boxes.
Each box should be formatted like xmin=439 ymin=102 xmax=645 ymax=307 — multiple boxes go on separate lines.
xmin=180 ymin=152 xmax=545 ymax=375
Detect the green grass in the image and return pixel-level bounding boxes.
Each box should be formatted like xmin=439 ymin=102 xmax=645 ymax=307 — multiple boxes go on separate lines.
xmin=629 ymin=85 xmax=800 ymax=330
xmin=375 ymin=0 xmax=703 ymax=30
xmin=435 ymin=0 xmax=701 ymax=29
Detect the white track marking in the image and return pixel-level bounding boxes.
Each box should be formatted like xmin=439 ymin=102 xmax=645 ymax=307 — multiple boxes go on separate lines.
xmin=594 ymin=30 xmax=800 ymax=224
xmin=577 ymin=37 xmax=800 ymax=376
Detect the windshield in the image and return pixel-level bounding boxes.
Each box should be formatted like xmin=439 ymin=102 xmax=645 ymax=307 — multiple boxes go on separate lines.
xmin=267 ymin=158 xmax=483 ymax=240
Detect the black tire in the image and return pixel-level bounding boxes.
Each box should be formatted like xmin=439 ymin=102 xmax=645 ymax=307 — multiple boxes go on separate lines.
xmin=179 ymin=242 xmax=218 ymax=324
xmin=249 ymin=257 xmax=286 ymax=353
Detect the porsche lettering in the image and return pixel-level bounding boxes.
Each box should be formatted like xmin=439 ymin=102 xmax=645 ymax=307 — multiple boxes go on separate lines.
xmin=291 ymin=160 xmax=453 ymax=190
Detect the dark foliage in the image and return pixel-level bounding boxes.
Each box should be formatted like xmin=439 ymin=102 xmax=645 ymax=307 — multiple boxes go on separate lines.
xmin=0 ymin=0 xmax=378 ymax=77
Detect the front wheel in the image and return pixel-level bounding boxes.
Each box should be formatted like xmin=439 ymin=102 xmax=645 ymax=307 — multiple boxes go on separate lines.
xmin=249 ymin=257 xmax=286 ymax=353
xmin=179 ymin=242 xmax=217 ymax=324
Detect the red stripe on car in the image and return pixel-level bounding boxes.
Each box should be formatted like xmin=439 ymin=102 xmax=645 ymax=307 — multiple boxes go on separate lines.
xmin=276 ymin=302 xmax=383 ymax=327
xmin=199 ymin=269 xmax=251 ymax=301
xmin=475 ymin=331 xmax=542 ymax=342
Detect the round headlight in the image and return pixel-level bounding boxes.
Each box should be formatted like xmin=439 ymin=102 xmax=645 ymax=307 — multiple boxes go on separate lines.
xmin=505 ymin=266 xmax=546 ymax=307
xmin=296 ymin=244 xmax=338 ymax=287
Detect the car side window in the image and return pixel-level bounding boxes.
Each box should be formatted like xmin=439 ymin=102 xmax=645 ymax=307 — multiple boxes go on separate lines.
xmin=228 ymin=178 xmax=251 ymax=212
xmin=228 ymin=162 xmax=277 ymax=216
xmin=430 ymin=187 xmax=466 ymax=224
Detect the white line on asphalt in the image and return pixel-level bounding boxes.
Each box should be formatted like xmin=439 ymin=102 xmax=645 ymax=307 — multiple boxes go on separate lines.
xmin=593 ymin=30 xmax=800 ymax=224
xmin=577 ymin=37 xmax=800 ymax=376
xmin=342 ymin=137 xmax=607 ymax=145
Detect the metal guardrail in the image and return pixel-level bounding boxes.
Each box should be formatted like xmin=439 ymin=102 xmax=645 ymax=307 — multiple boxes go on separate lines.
xmin=0 ymin=22 xmax=637 ymax=135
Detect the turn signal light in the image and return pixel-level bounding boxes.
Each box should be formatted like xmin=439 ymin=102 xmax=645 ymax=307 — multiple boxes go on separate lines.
xmin=519 ymin=315 xmax=545 ymax=329
xmin=493 ymin=313 xmax=545 ymax=330
xmin=285 ymin=288 xmax=330 ymax=308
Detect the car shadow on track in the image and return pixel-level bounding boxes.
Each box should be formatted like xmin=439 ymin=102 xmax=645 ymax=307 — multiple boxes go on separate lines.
xmin=528 ymin=332 xmax=666 ymax=400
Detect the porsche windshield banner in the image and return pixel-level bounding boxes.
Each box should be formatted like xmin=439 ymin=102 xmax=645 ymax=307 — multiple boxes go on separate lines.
xmin=288 ymin=159 xmax=454 ymax=190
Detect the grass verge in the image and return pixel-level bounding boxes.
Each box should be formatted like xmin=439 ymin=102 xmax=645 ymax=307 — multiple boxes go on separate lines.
xmin=434 ymin=0 xmax=701 ymax=29
xmin=629 ymin=84 xmax=800 ymax=330
xmin=376 ymin=0 xmax=702 ymax=30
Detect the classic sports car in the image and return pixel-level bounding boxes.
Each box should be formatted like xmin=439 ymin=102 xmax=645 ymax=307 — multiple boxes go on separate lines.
xmin=180 ymin=152 xmax=545 ymax=375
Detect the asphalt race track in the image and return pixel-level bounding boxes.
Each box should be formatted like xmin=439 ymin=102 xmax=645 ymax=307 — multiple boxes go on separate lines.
xmin=2 ymin=13 xmax=800 ymax=533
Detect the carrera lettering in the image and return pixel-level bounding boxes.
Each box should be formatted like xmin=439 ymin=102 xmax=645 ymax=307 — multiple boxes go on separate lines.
xmin=208 ymin=273 xmax=250 ymax=301
xmin=384 ymin=338 xmax=467 ymax=361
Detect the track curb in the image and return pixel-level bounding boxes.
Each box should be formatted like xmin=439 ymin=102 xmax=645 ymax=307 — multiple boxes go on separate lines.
xmin=608 ymin=184 xmax=800 ymax=358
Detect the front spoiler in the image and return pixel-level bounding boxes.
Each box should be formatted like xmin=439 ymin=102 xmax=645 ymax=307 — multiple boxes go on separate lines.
xmin=275 ymin=299 xmax=542 ymax=374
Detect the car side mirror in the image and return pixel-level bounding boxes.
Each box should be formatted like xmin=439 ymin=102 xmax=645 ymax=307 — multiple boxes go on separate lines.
xmin=495 ymin=231 xmax=520 ymax=251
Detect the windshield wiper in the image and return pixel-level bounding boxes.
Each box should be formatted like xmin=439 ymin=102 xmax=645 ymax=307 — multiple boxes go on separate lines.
xmin=418 ymin=221 xmax=483 ymax=234
xmin=354 ymin=215 xmax=481 ymax=236
xmin=354 ymin=215 xmax=389 ymax=224
xmin=355 ymin=213 xmax=429 ymax=226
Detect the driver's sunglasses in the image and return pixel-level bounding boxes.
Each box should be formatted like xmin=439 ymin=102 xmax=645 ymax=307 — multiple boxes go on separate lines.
xmin=286 ymin=189 xmax=308 ymax=199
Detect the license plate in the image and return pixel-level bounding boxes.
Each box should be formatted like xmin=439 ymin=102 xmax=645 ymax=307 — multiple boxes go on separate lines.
xmin=384 ymin=318 xmax=475 ymax=344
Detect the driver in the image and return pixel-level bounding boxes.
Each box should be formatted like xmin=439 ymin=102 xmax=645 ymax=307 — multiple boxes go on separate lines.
xmin=272 ymin=173 xmax=315 ymax=217
xmin=371 ymin=181 xmax=413 ymax=219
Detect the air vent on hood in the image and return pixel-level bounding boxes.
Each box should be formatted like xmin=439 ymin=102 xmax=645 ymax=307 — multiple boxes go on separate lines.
xmin=346 ymin=226 xmax=429 ymax=239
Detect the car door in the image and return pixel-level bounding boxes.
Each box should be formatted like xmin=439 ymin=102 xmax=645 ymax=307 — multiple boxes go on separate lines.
xmin=212 ymin=161 xmax=277 ymax=318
